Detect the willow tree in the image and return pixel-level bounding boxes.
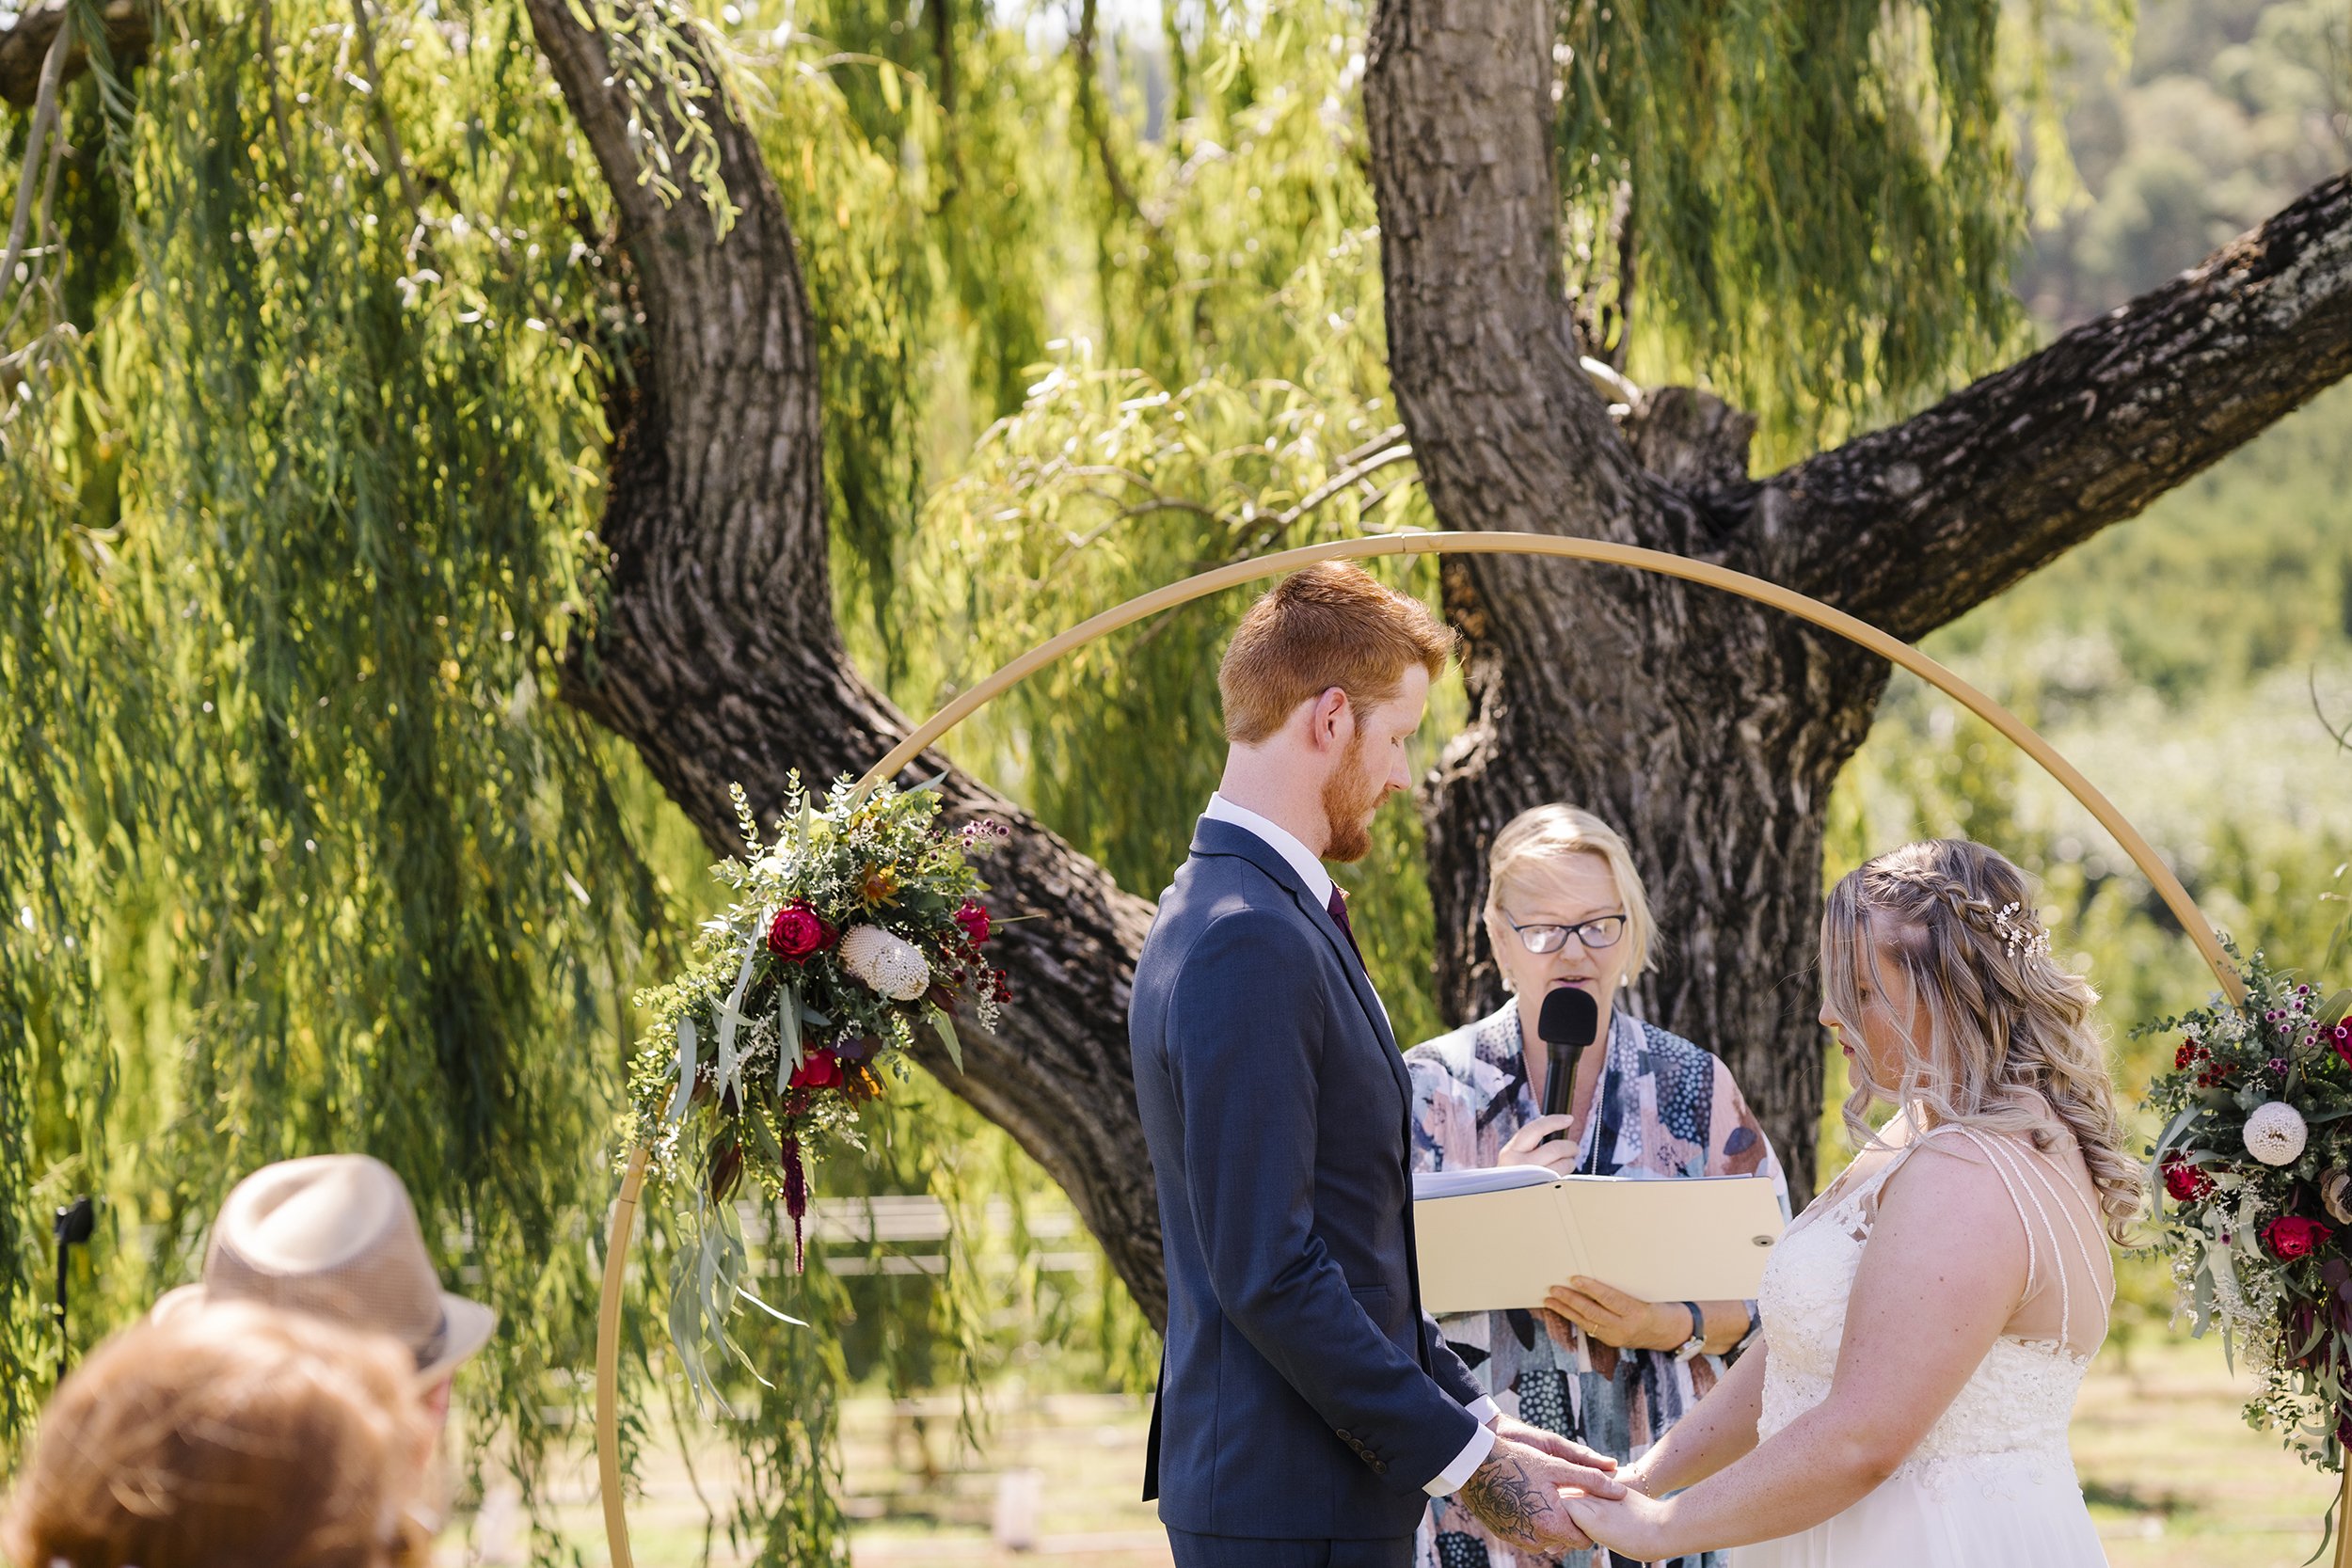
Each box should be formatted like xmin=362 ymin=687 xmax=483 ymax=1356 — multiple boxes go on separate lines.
xmin=501 ymin=0 xmax=2348 ymax=1321
xmin=5 ymin=0 xmax=2351 ymax=1546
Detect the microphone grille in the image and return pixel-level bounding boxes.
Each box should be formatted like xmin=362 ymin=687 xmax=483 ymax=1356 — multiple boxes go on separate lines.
xmin=1536 ymin=986 xmax=1599 ymax=1048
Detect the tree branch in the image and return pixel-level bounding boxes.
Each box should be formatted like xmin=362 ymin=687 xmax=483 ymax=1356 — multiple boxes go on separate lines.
xmin=1071 ymin=0 xmax=1147 ymax=227
xmin=1749 ymin=169 xmax=2352 ymax=641
xmin=0 ymin=0 xmax=146 ymax=110
xmin=0 ymin=9 xmax=71 ymax=312
xmin=523 ymin=0 xmax=1173 ymax=1319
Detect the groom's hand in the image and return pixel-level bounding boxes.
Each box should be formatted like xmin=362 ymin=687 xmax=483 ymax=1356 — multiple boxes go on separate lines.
xmin=1490 ymin=1414 xmax=1617 ymax=1481
xmin=1454 ymin=1436 xmax=1623 ymax=1554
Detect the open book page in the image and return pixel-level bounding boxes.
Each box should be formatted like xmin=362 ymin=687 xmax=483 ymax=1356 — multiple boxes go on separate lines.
xmin=1410 ymin=1165 xmax=1560 ymax=1201
xmin=1414 ymin=1173 xmax=1785 ymax=1314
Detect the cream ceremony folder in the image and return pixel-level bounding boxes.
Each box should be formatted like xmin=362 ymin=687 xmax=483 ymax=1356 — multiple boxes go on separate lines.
xmin=1412 ymin=1166 xmax=1785 ymax=1314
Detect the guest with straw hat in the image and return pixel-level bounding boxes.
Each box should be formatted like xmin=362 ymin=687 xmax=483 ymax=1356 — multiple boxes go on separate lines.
xmin=152 ymin=1153 xmax=497 ymax=1431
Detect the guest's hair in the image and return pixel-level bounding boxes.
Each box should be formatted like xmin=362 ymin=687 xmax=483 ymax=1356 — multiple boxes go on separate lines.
xmin=1483 ymin=803 xmax=1657 ymax=982
xmin=1821 ymin=839 xmax=2137 ymax=1242
xmin=2 ymin=1301 xmax=432 ymax=1568
xmin=1218 ymin=562 xmax=1454 ymax=745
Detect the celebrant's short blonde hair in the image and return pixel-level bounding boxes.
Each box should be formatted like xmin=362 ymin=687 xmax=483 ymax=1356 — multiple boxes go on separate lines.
xmin=1482 ymin=804 xmax=1657 ymax=981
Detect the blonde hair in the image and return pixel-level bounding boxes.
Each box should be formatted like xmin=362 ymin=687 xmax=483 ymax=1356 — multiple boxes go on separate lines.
xmin=1217 ymin=562 xmax=1455 ymax=744
xmin=1822 ymin=839 xmax=2137 ymax=1243
xmin=1482 ymin=804 xmax=1657 ymax=982
xmin=2 ymin=1301 xmax=434 ymax=1568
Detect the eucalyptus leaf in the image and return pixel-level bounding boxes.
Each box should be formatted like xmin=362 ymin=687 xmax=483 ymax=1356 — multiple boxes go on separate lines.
xmin=665 ymin=1016 xmax=700 ymax=1123
xmin=927 ymin=1004 xmax=964 ymax=1074
xmin=776 ymin=983 xmax=804 ymax=1090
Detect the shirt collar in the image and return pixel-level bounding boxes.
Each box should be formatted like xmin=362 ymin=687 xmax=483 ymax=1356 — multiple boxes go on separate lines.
xmin=1201 ymin=792 xmax=1335 ymax=905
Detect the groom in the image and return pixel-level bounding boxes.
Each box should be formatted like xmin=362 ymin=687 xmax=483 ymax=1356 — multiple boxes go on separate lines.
xmin=1131 ymin=563 xmax=1619 ymax=1566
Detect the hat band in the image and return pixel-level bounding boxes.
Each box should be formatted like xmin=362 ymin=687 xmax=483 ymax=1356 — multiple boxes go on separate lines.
xmin=413 ymin=1307 xmax=450 ymax=1373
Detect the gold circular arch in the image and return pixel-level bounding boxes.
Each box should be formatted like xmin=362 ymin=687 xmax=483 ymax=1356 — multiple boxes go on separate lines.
xmin=592 ymin=531 xmax=2244 ymax=1565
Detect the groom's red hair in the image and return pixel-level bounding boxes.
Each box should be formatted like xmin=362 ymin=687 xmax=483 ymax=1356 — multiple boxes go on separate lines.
xmin=1218 ymin=562 xmax=1454 ymax=745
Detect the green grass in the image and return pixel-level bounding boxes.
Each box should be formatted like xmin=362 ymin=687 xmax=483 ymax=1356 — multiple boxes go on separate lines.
xmin=445 ymin=1333 xmax=2343 ymax=1565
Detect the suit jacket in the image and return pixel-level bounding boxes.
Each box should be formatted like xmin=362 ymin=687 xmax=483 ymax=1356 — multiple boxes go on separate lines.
xmin=1130 ymin=816 xmax=1486 ymax=1540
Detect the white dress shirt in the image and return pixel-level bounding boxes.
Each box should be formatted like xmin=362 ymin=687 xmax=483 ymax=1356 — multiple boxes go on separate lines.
xmin=1199 ymin=793 xmax=1501 ymax=1494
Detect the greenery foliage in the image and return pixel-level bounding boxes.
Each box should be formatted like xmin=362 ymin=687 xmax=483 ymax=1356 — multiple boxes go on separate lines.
xmin=2141 ymin=957 xmax=2352 ymax=1471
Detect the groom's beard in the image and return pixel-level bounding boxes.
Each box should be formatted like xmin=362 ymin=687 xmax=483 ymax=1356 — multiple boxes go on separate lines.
xmin=1319 ymin=734 xmax=1385 ymax=863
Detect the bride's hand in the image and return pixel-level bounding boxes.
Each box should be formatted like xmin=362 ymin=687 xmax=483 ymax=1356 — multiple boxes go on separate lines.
xmin=1499 ymin=1115 xmax=1581 ymax=1176
xmin=1563 ymin=1488 xmax=1677 ymax=1560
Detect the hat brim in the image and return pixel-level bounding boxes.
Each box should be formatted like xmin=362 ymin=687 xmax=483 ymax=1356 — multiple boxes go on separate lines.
xmin=148 ymin=1284 xmax=496 ymax=1385
xmin=419 ymin=1292 xmax=497 ymax=1383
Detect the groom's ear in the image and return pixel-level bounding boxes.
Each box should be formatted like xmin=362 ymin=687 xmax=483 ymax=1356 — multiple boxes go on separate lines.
xmin=1303 ymin=686 xmax=1354 ymax=752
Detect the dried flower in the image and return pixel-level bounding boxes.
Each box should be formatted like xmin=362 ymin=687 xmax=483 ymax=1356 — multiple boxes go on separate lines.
xmin=2245 ymin=1101 xmax=2311 ymax=1166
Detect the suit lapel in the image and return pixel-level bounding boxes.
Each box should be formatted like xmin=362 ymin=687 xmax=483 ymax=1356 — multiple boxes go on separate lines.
xmin=1189 ymin=819 xmax=1411 ymax=1105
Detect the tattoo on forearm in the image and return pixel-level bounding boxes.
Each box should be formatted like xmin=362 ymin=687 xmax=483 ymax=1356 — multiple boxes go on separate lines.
xmin=1459 ymin=1449 xmax=1548 ymax=1542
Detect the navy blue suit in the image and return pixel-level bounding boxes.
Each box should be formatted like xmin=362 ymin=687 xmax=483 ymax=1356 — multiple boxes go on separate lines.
xmin=1131 ymin=817 xmax=1486 ymax=1556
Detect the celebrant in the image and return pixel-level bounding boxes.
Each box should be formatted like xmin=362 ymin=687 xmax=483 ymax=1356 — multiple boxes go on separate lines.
xmin=1404 ymin=803 xmax=1791 ymax=1568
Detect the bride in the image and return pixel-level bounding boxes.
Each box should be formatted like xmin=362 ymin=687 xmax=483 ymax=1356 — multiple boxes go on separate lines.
xmin=1565 ymin=839 xmax=2127 ymax=1566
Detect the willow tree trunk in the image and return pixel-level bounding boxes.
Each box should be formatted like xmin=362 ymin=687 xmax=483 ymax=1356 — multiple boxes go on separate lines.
xmin=512 ymin=0 xmax=2352 ymax=1328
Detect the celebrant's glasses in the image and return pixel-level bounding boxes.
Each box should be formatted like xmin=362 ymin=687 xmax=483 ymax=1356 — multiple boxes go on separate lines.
xmin=1502 ymin=911 xmax=1628 ymax=954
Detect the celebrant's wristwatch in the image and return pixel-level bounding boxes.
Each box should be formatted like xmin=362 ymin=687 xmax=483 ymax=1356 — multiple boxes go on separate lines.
xmin=1673 ymin=1301 xmax=1707 ymax=1361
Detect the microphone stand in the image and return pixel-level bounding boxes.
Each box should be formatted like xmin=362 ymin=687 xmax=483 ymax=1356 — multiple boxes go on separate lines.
xmin=53 ymin=1196 xmax=93 ymax=1385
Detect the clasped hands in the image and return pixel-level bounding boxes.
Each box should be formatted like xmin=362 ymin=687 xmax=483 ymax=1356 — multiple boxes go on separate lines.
xmin=1454 ymin=1418 xmax=1627 ymax=1556
xmin=1458 ymin=1420 xmax=1683 ymax=1560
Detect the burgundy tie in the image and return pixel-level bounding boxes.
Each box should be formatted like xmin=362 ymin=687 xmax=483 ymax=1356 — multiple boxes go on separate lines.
xmin=1327 ymin=887 xmax=1365 ymax=967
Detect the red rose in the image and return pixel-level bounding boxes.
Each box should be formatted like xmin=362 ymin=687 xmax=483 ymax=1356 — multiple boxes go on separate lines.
xmin=2331 ymin=1022 xmax=2352 ymax=1072
xmin=787 ymin=1048 xmax=843 ymax=1090
xmin=953 ymin=898 xmax=991 ymax=947
xmin=768 ymin=902 xmax=836 ymax=962
xmin=2263 ymin=1214 xmax=2334 ymax=1261
xmin=2160 ymin=1154 xmax=2216 ymax=1204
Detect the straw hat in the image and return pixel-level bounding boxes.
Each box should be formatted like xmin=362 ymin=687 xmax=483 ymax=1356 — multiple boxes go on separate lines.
xmin=152 ymin=1154 xmax=495 ymax=1384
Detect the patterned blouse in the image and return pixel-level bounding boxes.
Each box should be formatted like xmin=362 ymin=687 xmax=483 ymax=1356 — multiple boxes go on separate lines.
xmin=1405 ymin=1000 xmax=1792 ymax=1568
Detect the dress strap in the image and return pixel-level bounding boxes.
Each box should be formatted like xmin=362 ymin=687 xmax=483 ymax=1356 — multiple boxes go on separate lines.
xmin=1940 ymin=1126 xmax=2110 ymax=1349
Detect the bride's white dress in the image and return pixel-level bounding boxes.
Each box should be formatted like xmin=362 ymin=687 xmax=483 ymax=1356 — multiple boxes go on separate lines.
xmin=1735 ymin=1122 xmax=2111 ymax=1566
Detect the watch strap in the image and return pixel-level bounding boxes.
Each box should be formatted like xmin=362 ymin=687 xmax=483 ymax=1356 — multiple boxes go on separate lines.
xmin=1674 ymin=1301 xmax=1706 ymax=1360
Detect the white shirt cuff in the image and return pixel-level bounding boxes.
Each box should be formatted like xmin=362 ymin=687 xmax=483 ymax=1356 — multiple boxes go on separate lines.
xmin=1465 ymin=1395 xmax=1501 ymax=1426
xmin=1423 ymin=1412 xmax=1498 ymax=1497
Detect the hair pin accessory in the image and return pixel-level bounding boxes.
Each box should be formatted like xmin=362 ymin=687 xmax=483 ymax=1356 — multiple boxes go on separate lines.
xmin=1992 ymin=901 xmax=2051 ymax=960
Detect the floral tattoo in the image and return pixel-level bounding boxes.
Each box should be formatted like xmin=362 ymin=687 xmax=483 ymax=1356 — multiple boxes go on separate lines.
xmin=1458 ymin=1446 xmax=1552 ymax=1545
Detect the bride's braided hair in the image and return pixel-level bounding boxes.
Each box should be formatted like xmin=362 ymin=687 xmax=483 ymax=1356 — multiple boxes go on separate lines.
xmin=1822 ymin=839 xmax=2137 ymax=1243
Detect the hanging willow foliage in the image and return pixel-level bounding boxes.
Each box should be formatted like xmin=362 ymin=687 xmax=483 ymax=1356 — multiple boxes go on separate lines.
xmin=0 ymin=0 xmax=684 ymax=1523
xmin=1550 ymin=0 xmax=2103 ymax=446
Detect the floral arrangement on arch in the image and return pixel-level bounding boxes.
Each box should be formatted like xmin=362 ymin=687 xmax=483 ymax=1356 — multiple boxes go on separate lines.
xmin=627 ymin=772 xmax=1010 ymax=1393
xmin=2145 ymin=945 xmax=2352 ymax=1467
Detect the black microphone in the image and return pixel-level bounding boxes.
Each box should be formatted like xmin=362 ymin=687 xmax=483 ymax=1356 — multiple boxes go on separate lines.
xmin=1537 ymin=986 xmax=1600 ymax=1118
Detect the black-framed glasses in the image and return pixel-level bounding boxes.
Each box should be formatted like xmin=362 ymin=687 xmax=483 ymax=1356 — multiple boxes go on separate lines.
xmin=1502 ymin=911 xmax=1628 ymax=955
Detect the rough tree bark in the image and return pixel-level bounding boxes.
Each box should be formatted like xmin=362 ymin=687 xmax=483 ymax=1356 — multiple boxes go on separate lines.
xmin=0 ymin=0 xmax=148 ymax=109
xmin=516 ymin=0 xmax=2352 ymax=1324
xmin=522 ymin=0 xmax=1165 ymax=1315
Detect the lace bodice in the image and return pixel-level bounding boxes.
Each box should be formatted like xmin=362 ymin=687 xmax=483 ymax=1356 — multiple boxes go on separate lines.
xmin=1756 ymin=1122 xmax=2107 ymax=1490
